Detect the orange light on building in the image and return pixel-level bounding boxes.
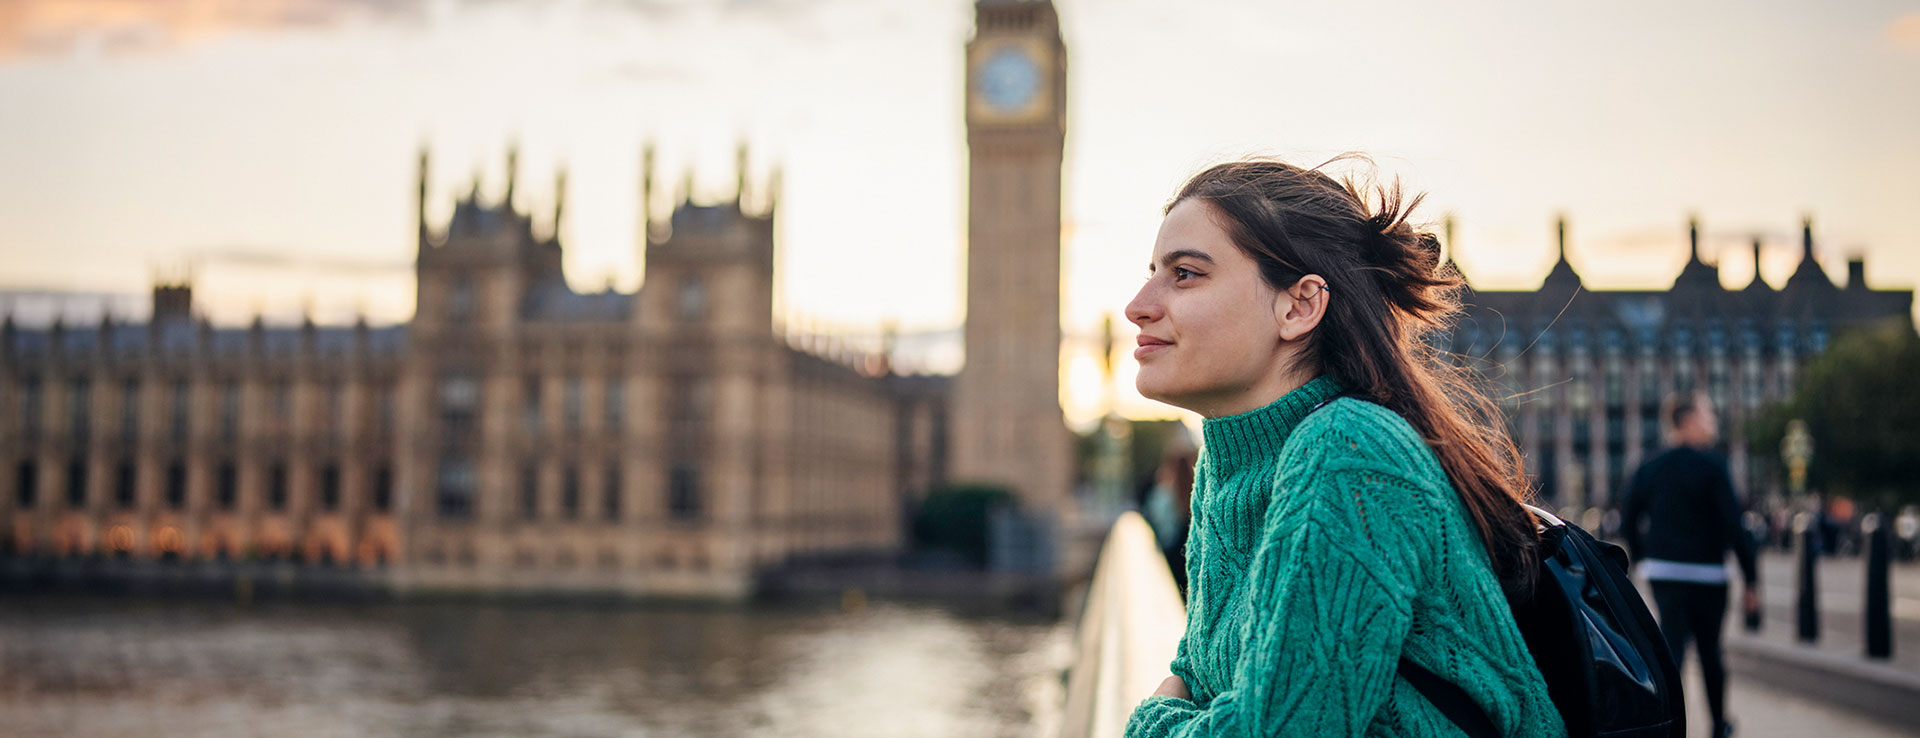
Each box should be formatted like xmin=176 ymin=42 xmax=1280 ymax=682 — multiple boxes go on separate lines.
xmin=154 ymin=526 xmax=184 ymax=554
xmin=13 ymin=521 xmax=35 ymax=555
xmin=107 ymin=525 xmax=135 ymax=553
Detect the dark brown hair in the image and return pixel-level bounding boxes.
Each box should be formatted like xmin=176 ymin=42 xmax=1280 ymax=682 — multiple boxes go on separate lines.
xmin=1665 ymin=390 xmax=1707 ymax=431
xmin=1171 ymin=156 xmax=1540 ymax=598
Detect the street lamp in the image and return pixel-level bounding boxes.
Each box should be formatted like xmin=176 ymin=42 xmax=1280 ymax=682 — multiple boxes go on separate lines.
xmin=1095 ymin=315 xmax=1132 ymax=514
xmin=1782 ymin=419 xmax=1813 ymax=496
xmin=1783 ymin=418 xmax=1819 ymax=643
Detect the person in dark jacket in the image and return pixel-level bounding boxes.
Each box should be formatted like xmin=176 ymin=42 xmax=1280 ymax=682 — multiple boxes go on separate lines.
xmin=1621 ymin=391 xmax=1760 ymax=738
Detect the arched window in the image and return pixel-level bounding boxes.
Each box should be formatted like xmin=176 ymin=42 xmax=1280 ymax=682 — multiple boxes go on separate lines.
xmin=669 ymin=465 xmax=701 ymax=521
xmin=166 ymin=460 xmax=187 ymax=510
xmin=603 ymin=462 xmax=623 ymax=523
xmin=435 ymin=458 xmax=475 ymax=520
xmin=215 ymin=462 xmax=236 ymax=510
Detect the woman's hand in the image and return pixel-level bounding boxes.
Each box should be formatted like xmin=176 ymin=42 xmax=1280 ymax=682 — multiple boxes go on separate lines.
xmin=1153 ymin=674 xmax=1191 ymax=700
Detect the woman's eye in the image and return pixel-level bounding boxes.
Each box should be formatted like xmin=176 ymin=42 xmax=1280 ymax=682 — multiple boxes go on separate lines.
xmin=1172 ymin=266 xmax=1199 ymax=282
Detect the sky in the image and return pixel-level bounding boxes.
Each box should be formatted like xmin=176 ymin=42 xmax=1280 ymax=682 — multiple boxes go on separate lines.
xmin=1 ymin=0 xmax=1917 ymax=428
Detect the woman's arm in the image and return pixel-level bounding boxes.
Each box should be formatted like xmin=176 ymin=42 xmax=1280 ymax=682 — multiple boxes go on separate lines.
xmin=1125 ymin=439 xmax=1422 ymax=737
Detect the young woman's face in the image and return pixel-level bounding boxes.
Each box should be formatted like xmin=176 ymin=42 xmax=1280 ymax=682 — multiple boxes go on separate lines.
xmin=1125 ymin=199 xmax=1298 ymax=417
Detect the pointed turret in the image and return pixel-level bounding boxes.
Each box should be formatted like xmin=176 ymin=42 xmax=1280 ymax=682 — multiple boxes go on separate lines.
xmin=640 ymin=142 xmax=656 ymax=244
xmin=505 ymin=141 xmax=520 ymax=211
xmin=735 ymin=140 xmax=750 ymax=207
xmin=880 ymin=321 xmax=898 ymax=376
xmin=1673 ymin=213 xmax=1720 ymax=291
xmin=1441 ymin=214 xmax=1465 ymax=285
xmin=1689 ymin=215 xmax=1701 ymax=262
xmin=465 ymin=168 xmax=482 ymax=228
xmin=299 ymin=301 xmax=317 ymax=357
xmin=1740 ymin=237 xmax=1768 ymax=292
xmin=416 ymin=141 xmax=431 ymax=246
xmin=249 ymin=312 xmax=265 ymax=356
xmin=1542 ymin=213 xmax=1582 ymax=288
xmin=1783 ymin=214 xmax=1835 ymax=293
xmin=552 ymin=168 xmax=568 ymax=245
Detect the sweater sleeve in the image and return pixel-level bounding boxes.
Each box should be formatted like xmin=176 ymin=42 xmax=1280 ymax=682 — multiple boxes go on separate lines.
xmin=1620 ymin=463 xmax=1649 ymax=562
xmin=1126 ymin=438 xmax=1420 ymax=738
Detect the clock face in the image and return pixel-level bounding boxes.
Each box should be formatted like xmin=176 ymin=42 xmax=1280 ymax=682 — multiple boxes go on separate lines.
xmin=978 ymin=47 xmax=1041 ymax=114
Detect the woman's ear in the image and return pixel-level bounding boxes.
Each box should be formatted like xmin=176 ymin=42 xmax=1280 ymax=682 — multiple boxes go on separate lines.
xmin=1273 ymin=275 xmax=1329 ymax=342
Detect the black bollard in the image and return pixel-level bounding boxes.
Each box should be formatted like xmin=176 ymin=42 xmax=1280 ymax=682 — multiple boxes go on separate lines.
xmin=1745 ymin=544 xmax=1764 ymax=633
xmin=1797 ymin=517 xmax=1821 ymax=643
xmin=1743 ymin=513 xmax=1765 ymax=632
xmin=1865 ymin=513 xmax=1893 ymax=660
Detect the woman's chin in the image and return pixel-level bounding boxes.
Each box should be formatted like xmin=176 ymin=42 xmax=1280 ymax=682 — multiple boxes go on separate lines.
xmin=1134 ymin=373 xmax=1190 ymax=410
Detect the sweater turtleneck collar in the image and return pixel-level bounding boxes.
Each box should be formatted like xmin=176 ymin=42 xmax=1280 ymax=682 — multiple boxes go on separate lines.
xmin=1200 ymin=375 xmax=1345 ymax=473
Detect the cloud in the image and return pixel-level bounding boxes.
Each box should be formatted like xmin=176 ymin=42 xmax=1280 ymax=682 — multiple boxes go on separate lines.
xmin=0 ymin=0 xmax=422 ymax=59
xmin=0 ymin=0 xmax=863 ymax=60
xmin=1887 ymin=11 xmax=1920 ymax=52
xmin=198 ymin=247 xmax=412 ymax=276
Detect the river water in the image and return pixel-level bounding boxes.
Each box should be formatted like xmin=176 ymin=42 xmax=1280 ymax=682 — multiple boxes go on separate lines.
xmin=0 ymin=595 xmax=1071 ymax=738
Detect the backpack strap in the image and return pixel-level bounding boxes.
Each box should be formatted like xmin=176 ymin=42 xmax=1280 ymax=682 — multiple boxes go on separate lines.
xmin=1306 ymin=389 xmax=1367 ymax=414
xmin=1397 ymin=658 xmax=1498 ymax=738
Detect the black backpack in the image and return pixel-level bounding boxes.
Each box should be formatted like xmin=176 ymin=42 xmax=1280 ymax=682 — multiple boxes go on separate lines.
xmin=1399 ymin=505 xmax=1686 ymax=738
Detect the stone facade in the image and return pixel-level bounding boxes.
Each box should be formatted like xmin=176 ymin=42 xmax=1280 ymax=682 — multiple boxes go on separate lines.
xmin=952 ymin=0 xmax=1074 ymax=516
xmin=0 ymin=147 xmax=949 ymax=598
xmin=1449 ymin=217 xmax=1913 ymax=510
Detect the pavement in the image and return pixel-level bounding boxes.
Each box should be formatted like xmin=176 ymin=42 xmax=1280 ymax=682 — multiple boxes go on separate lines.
xmin=1654 ymin=550 xmax=1920 ymax=737
xmin=1679 ymin=657 xmax=1918 ymax=738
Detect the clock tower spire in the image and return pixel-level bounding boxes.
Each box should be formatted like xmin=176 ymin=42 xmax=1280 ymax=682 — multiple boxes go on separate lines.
xmin=954 ymin=0 xmax=1071 ymax=520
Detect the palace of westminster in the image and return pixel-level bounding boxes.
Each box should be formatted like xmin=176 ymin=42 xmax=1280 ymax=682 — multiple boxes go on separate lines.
xmin=0 ymin=0 xmax=1912 ymax=597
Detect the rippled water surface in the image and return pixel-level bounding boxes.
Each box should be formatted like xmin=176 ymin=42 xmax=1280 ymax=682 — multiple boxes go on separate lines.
xmin=0 ymin=595 xmax=1070 ymax=738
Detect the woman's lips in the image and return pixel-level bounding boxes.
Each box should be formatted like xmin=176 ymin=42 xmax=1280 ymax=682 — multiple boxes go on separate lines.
xmin=1134 ymin=336 xmax=1171 ymax=360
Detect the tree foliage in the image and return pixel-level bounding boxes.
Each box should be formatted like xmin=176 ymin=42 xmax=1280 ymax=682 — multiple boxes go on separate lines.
xmin=910 ymin=484 xmax=1015 ymax=566
xmin=1749 ymin=318 xmax=1920 ymax=509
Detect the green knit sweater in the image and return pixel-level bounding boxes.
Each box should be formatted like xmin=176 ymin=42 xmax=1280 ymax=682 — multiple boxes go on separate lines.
xmin=1125 ymin=376 xmax=1567 ymax=738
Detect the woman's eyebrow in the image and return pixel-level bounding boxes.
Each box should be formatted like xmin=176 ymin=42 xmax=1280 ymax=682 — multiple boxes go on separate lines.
xmin=1151 ymin=248 xmax=1215 ymax=272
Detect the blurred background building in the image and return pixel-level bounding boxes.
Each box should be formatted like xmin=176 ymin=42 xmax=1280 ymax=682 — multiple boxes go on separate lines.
xmin=0 ymin=147 xmax=955 ymax=598
xmin=0 ymin=0 xmax=1079 ymax=598
xmin=1449 ymin=216 xmax=1913 ymax=511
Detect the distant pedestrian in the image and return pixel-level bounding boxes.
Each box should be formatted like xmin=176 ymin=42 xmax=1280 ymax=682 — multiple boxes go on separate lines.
xmin=1141 ymin=437 xmax=1197 ymax=596
xmin=1621 ymin=391 xmax=1760 ymax=738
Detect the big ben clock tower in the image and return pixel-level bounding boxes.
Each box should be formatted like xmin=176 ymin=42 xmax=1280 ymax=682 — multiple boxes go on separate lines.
xmin=954 ymin=0 xmax=1071 ymax=518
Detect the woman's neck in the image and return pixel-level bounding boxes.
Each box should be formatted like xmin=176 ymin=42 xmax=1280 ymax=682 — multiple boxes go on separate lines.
xmin=1193 ymin=365 xmax=1318 ymax=419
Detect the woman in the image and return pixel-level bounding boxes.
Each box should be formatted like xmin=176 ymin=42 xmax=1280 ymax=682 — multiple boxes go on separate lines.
xmin=1123 ymin=158 xmax=1566 ymax=737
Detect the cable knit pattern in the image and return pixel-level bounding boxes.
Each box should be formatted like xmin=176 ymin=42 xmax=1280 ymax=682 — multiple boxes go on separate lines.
xmin=1125 ymin=376 xmax=1566 ymax=738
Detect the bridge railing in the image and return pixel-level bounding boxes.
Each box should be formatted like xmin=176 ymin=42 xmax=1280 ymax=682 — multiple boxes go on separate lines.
xmin=1058 ymin=511 xmax=1187 ymax=738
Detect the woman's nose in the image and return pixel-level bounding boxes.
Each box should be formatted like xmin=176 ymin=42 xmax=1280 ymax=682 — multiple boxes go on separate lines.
xmin=1126 ymin=282 xmax=1161 ymax=325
